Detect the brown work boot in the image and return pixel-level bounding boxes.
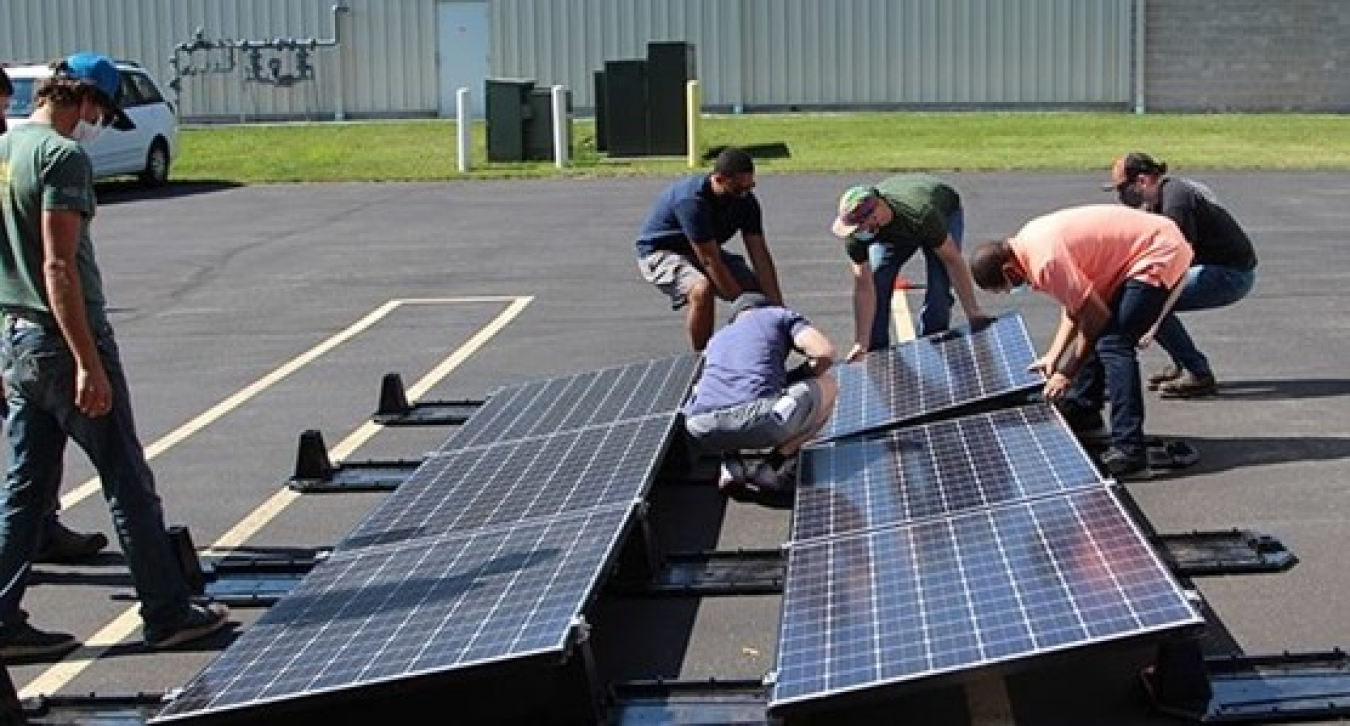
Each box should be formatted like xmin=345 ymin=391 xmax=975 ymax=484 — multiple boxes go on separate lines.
xmin=1158 ymin=371 xmax=1218 ymax=399
xmin=1146 ymin=364 xmax=1183 ymax=391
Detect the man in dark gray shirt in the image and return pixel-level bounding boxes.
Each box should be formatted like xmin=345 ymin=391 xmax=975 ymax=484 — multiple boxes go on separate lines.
xmin=1105 ymin=152 xmax=1258 ymax=398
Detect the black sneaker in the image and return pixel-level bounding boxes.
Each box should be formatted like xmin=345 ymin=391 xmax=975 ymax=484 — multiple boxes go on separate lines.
xmin=0 ymin=621 xmax=79 ymax=662
xmin=1100 ymin=447 xmax=1152 ymax=481
xmin=35 ymin=521 xmax=109 ymax=564
xmin=144 ymin=602 xmax=231 ymax=650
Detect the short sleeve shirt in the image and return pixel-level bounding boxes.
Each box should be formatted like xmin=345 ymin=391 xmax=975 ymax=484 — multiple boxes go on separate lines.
xmin=843 ymin=174 xmax=961 ymax=263
xmin=1010 ymin=205 xmax=1194 ymax=316
xmin=683 ymin=306 xmax=810 ymax=414
xmin=636 ymin=174 xmax=764 ymax=257
xmin=1152 ymin=177 xmax=1257 ymax=271
xmin=0 ymin=123 xmax=105 ymax=321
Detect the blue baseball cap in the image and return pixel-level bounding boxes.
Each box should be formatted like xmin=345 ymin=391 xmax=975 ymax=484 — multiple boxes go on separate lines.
xmin=55 ymin=52 xmax=135 ymax=130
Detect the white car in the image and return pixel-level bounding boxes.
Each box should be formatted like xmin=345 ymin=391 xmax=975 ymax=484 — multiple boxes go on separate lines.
xmin=3 ymin=59 xmax=178 ymax=187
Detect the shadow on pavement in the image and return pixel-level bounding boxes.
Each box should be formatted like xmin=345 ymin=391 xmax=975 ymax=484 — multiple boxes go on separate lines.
xmin=96 ymin=179 xmax=243 ymax=205
xmin=1178 ymin=435 xmax=1350 ymax=475
xmin=1216 ymin=377 xmax=1350 ymax=401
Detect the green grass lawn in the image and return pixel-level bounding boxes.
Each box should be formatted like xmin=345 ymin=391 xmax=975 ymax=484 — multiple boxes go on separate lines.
xmin=174 ymin=111 xmax=1350 ymax=183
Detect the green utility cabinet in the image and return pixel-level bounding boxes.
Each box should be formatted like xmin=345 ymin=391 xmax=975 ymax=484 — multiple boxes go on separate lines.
xmin=485 ymin=78 xmax=535 ymax=162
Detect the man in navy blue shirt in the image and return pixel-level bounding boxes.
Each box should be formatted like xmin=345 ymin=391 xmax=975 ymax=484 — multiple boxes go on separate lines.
xmin=635 ymin=147 xmax=784 ymax=351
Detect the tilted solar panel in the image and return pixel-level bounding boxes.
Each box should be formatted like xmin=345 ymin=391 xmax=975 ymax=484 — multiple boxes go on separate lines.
xmin=769 ymin=487 xmax=1202 ymax=716
xmin=341 ymin=413 xmax=677 ymax=550
xmin=442 ymin=353 xmax=700 ymax=450
xmin=152 ymin=504 xmax=634 ymax=724
xmin=793 ymin=402 xmax=1104 ymax=542
xmin=816 ymin=312 xmax=1043 ymax=442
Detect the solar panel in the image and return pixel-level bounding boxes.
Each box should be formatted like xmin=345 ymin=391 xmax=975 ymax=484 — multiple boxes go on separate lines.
xmin=341 ymin=414 xmax=677 ymax=550
xmin=442 ymin=353 xmax=700 ymax=450
xmin=769 ymin=487 xmax=1202 ymax=715
xmin=816 ymin=312 xmax=1043 ymax=442
xmin=152 ymin=503 xmax=634 ymax=724
xmin=793 ymin=402 xmax=1104 ymax=542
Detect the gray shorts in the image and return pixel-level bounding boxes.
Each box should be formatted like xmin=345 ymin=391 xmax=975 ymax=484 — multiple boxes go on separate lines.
xmin=637 ymin=249 xmax=757 ymax=310
xmin=684 ymin=379 xmax=824 ymax=452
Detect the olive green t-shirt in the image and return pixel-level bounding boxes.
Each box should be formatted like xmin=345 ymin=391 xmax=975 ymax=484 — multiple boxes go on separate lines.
xmin=0 ymin=123 xmax=105 ymax=324
xmin=843 ymin=173 xmax=961 ymax=264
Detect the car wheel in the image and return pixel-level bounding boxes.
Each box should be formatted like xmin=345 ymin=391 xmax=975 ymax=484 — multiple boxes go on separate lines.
xmin=139 ymin=138 xmax=171 ymax=187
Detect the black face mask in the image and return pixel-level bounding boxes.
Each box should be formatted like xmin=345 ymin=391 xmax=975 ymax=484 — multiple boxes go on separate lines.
xmin=1117 ymin=186 xmax=1145 ymax=209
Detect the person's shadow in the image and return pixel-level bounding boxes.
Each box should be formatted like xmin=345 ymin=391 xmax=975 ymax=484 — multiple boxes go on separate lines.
xmin=1216 ymin=377 xmax=1350 ymax=401
xmin=1175 ymin=434 xmax=1350 ymax=475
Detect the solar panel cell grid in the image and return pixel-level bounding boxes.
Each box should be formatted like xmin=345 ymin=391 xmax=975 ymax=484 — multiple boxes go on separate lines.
xmin=443 ymin=354 xmax=699 ymax=450
xmin=153 ymin=504 xmax=634 ymax=723
xmin=817 ymin=313 xmax=1043 ymax=442
xmin=341 ymin=414 xmax=675 ymax=550
xmin=770 ymin=488 xmax=1202 ymax=712
xmin=793 ymin=403 xmax=1105 ymax=542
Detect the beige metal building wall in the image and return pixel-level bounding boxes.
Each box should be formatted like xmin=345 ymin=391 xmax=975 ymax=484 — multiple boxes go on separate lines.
xmin=0 ymin=0 xmax=436 ymax=122
xmin=492 ymin=0 xmax=736 ymax=109
xmin=737 ymin=0 xmax=1130 ymax=108
xmin=492 ymin=0 xmax=1133 ymax=112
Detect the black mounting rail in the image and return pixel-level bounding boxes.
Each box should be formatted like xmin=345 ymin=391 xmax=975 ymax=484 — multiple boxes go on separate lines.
xmin=608 ymin=678 xmax=770 ymax=726
xmin=1145 ymin=646 xmax=1350 ymax=723
xmin=610 ymin=549 xmax=786 ymax=597
xmin=286 ymin=428 xmax=423 ymax=493
xmin=372 ymin=372 xmax=483 ymax=426
xmin=1151 ymin=529 xmax=1298 ymax=577
xmin=200 ymin=551 xmax=325 ymax=607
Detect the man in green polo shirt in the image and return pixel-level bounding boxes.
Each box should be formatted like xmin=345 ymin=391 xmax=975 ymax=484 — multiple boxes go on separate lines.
xmin=829 ymin=174 xmax=991 ymax=362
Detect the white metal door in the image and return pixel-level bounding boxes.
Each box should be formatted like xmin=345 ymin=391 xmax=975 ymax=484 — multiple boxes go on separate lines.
xmin=437 ymin=1 xmax=489 ymax=117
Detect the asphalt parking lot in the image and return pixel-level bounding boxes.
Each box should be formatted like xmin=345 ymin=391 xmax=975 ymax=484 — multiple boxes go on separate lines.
xmin=5 ymin=170 xmax=1350 ymax=725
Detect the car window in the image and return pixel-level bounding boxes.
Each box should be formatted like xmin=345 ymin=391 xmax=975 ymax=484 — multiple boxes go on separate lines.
xmin=127 ymin=73 xmax=165 ymax=105
xmin=117 ymin=73 xmax=143 ymax=107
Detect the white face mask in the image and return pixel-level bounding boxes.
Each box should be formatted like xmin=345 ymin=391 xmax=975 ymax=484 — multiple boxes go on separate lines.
xmin=71 ymin=119 xmax=103 ymax=146
xmin=852 ymin=230 xmax=875 ymax=242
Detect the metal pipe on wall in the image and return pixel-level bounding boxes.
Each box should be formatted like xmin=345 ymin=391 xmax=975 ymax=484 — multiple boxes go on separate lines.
xmin=331 ymin=3 xmax=349 ymax=121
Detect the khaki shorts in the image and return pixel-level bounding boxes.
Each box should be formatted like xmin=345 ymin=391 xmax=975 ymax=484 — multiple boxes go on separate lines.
xmin=684 ymin=379 xmax=824 ymax=452
xmin=638 ymin=249 xmax=757 ymax=310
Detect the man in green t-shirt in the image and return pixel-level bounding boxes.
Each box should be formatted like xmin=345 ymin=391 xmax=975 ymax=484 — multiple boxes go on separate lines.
xmin=0 ymin=53 xmax=230 ymax=661
xmin=830 ymin=174 xmax=991 ymax=362
xmin=0 ymin=63 xmax=109 ymax=565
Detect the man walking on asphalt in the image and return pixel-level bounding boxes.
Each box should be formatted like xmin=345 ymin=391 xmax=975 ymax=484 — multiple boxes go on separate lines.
xmin=0 ymin=52 xmax=230 ymax=661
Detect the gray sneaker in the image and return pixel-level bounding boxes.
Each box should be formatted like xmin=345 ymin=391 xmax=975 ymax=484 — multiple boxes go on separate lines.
xmin=1147 ymin=364 xmax=1183 ymax=391
xmin=144 ymin=602 xmax=231 ymax=650
xmin=0 ymin=621 xmax=79 ymax=662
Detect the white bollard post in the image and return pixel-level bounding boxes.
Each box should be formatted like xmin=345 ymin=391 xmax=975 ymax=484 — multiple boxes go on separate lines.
xmin=686 ymin=80 xmax=701 ymax=168
xmin=456 ymin=88 xmax=472 ymax=172
xmin=551 ymin=85 xmax=569 ymax=168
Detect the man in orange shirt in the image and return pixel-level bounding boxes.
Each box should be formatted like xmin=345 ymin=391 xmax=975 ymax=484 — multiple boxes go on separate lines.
xmin=968 ymin=205 xmax=1193 ymax=479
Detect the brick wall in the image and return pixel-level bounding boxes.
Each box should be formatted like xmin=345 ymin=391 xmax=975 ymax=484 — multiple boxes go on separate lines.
xmin=1147 ymin=0 xmax=1350 ymax=111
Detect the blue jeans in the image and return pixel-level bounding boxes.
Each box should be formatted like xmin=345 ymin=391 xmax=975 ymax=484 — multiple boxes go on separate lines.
xmin=1152 ymin=264 xmax=1256 ymax=377
xmin=0 ymin=319 xmax=192 ymax=634
xmin=1066 ymin=280 xmax=1171 ymax=457
xmin=867 ymin=208 xmax=963 ymax=348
